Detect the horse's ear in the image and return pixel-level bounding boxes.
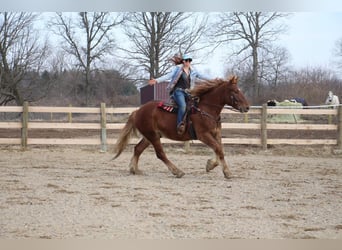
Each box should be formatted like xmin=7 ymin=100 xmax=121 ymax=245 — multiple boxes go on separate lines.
xmin=228 ymin=75 xmax=239 ymax=84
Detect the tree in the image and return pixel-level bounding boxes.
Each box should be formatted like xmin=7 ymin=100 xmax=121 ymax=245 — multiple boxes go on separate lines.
xmin=121 ymin=12 xmax=209 ymax=79
xmin=0 ymin=12 xmax=50 ymax=105
xmin=334 ymin=37 xmax=342 ymax=70
xmin=259 ymin=45 xmax=291 ymax=88
xmin=49 ymin=12 xmax=124 ymax=105
xmin=212 ymin=12 xmax=289 ymax=102
xmin=276 ymin=67 xmax=341 ymax=105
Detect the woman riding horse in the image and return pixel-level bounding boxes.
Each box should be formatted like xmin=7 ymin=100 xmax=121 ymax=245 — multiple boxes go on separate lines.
xmin=113 ymin=76 xmax=250 ymax=179
xmin=148 ymin=54 xmax=212 ymax=135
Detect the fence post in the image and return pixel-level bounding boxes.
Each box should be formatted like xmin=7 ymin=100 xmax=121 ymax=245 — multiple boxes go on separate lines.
xmin=261 ymin=104 xmax=267 ymax=150
xmin=100 ymin=102 xmax=107 ymax=152
xmin=21 ymin=101 xmax=28 ymax=150
xmin=244 ymin=113 xmax=249 ymax=123
xmin=337 ymin=106 xmax=342 ymax=149
xmin=68 ymin=104 xmax=72 ymax=123
xmin=110 ymin=105 xmax=114 ymax=122
xmin=184 ymin=141 xmax=190 ymax=153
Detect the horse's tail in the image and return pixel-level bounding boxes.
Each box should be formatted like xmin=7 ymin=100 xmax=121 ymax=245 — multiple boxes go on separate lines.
xmin=113 ymin=111 xmax=138 ymax=159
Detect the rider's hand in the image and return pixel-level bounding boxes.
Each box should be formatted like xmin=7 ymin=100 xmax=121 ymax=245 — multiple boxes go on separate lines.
xmin=148 ymin=79 xmax=157 ymax=85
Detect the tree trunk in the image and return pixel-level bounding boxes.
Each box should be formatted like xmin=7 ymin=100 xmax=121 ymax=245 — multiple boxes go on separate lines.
xmin=252 ymin=46 xmax=259 ymax=102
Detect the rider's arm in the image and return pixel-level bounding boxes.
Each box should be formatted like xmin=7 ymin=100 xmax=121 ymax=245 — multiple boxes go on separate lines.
xmin=155 ymin=66 xmax=179 ymax=83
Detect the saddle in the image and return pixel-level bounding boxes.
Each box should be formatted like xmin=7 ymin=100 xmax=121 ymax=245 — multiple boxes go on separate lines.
xmin=157 ymin=95 xmax=200 ymax=139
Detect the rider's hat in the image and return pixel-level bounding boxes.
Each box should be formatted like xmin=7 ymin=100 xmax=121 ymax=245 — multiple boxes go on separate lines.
xmin=182 ymin=54 xmax=192 ymax=61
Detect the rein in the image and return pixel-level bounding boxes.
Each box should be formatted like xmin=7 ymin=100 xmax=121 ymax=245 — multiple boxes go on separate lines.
xmin=197 ymin=97 xmax=241 ymax=117
xmin=189 ymin=82 xmax=244 ymax=123
xmin=198 ymin=100 xmax=242 ymax=113
xmin=191 ymin=101 xmax=221 ymax=124
xmin=193 ymin=106 xmax=219 ymax=122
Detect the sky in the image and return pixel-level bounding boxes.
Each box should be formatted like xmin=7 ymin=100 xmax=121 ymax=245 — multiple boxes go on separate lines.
xmin=197 ymin=12 xmax=342 ymax=78
xmin=279 ymin=12 xmax=342 ymax=71
xmin=34 ymin=12 xmax=342 ymax=79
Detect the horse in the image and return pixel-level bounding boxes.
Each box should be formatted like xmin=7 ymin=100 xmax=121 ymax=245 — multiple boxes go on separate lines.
xmin=113 ymin=76 xmax=250 ymax=179
xmin=325 ymin=91 xmax=340 ymax=108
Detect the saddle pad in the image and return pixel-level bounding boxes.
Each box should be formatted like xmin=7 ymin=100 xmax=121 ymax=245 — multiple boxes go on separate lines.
xmin=157 ymin=102 xmax=178 ymax=113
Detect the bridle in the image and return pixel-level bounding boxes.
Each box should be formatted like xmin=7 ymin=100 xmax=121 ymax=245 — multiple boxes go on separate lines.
xmin=192 ymin=96 xmax=241 ymax=126
xmin=189 ymin=83 xmax=246 ymax=123
xmin=196 ymin=92 xmax=243 ymax=115
xmin=229 ymin=94 xmax=241 ymax=112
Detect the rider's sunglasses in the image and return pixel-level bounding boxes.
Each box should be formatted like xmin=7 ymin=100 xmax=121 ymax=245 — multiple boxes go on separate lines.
xmin=183 ymin=59 xmax=192 ymax=62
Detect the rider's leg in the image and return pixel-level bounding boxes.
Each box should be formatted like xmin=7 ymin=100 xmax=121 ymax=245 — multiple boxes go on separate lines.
xmin=172 ymin=89 xmax=187 ymax=134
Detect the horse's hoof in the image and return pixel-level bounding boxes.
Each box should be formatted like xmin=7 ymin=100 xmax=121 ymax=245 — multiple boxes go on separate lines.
xmin=175 ymin=171 xmax=185 ymax=178
xmin=130 ymin=168 xmax=143 ymax=175
xmin=206 ymin=161 xmax=211 ymax=172
xmin=223 ymin=170 xmax=232 ymax=179
xmin=206 ymin=159 xmax=218 ymax=172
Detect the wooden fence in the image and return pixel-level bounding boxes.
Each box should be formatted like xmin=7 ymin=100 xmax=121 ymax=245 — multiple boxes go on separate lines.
xmin=0 ymin=102 xmax=341 ymax=151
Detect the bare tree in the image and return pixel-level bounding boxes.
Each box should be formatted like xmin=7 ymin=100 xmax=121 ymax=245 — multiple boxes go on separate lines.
xmin=0 ymin=12 xmax=50 ymax=105
xmin=334 ymin=37 xmax=342 ymax=70
xmin=212 ymin=12 xmax=290 ymax=102
xmin=49 ymin=12 xmax=124 ymax=105
xmin=277 ymin=67 xmax=341 ymax=105
xmin=259 ymin=45 xmax=291 ymax=88
xmin=121 ymin=12 xmax=209 ymax=79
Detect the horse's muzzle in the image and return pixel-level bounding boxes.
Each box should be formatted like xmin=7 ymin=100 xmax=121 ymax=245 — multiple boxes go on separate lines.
xmin=239 ymin=106 xmax=250 ymax=113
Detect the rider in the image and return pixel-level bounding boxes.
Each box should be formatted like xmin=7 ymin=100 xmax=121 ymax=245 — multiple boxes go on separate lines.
xmin=148 ymin=54 xmax=212 ymax=135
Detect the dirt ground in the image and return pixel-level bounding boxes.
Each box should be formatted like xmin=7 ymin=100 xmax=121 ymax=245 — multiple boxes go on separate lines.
xmin=0 ymin=144 xmax=341 ymax=239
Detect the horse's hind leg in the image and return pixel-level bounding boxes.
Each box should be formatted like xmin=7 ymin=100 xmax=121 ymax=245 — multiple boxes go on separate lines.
xmin=129 ymin=138 xmax=150 ymax=175
xmin=150 ymin=138 xmax=185 ymax=178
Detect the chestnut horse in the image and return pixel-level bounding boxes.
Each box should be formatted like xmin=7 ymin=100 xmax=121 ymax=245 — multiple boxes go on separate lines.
xmin=113 ymin=76 xmax=250 ymax=179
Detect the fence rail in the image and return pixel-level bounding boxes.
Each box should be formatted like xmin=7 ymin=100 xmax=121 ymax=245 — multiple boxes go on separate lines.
xmin=0 ymin=102 xmax=341 ymax=151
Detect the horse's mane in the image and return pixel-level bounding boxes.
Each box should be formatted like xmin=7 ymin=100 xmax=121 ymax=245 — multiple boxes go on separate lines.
xmin=191 ymin=77 xmax=237 ymax=97
xmin=190 ymin=79 xmax=226 ymax=97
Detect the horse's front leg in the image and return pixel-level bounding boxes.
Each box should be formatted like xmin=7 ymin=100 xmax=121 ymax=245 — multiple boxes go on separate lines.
xmin=205 ymin=125 xmax=222 ymax=172
xmin=206 ymin=153 xmax=220 ymax=172
xmin=199 ymin=132 xmax=232 ymax=179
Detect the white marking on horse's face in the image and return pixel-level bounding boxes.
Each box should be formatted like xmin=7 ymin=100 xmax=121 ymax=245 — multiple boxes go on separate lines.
xmin=328 ymin=91 xmax=333 ymax=98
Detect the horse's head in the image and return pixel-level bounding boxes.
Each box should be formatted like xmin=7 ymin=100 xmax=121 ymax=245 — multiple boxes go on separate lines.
xmin=328 ymin=91 xmax=333 ymax=102
xmin=191 ymin=76 xmax=249 ymax=112
xmin=225 ymin=76 xmax=250 ymax=113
